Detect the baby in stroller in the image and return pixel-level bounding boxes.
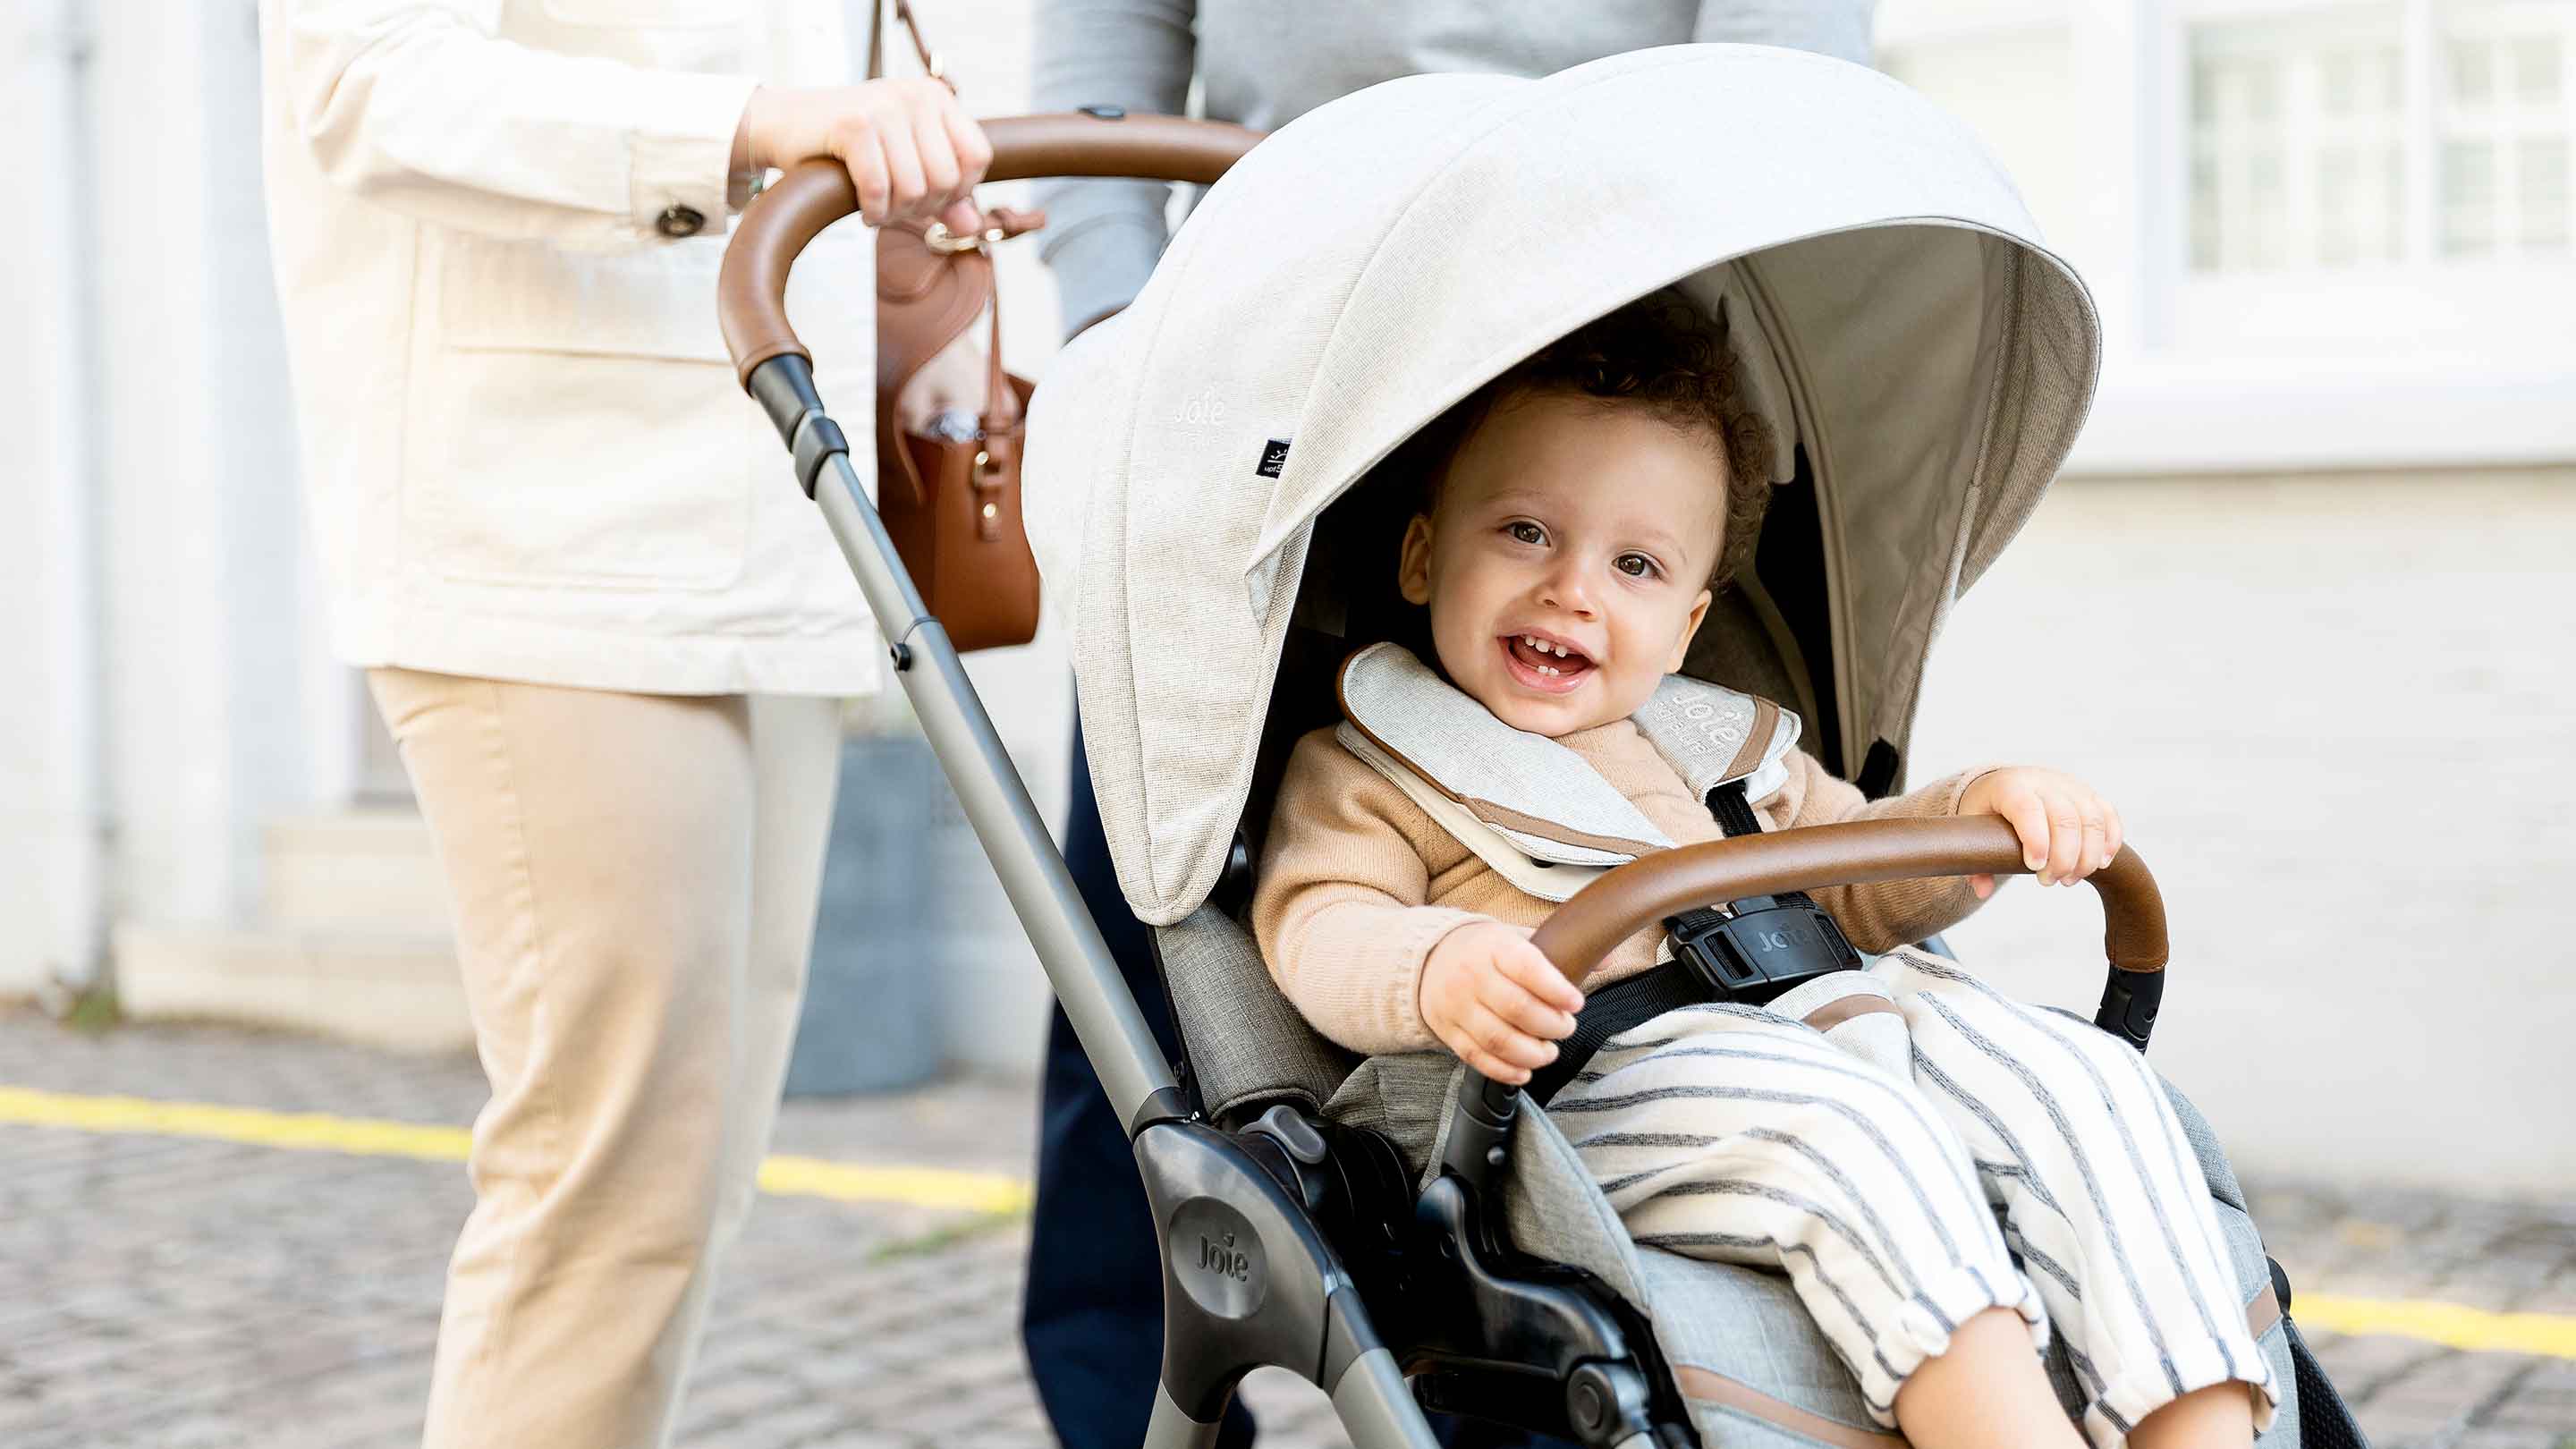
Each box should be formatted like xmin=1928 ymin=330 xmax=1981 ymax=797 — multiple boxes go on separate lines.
xmin=1252 ymin=290 xmax=2277 ymax=1449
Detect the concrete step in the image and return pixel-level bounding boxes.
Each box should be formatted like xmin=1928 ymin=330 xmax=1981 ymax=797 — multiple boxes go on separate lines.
xmin=260 ymin=809 xmax=450 ymax=933
xmin=113 ymin=922 xmax=468 ymax=1055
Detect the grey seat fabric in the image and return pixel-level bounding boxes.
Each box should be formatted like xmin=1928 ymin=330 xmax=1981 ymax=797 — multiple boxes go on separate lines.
xmin=1157 ymin=906 xmax=1356 ymax=1123
xmin=1686 ymin=573 xmax=1822 ymax=736
xmin=1156 ymin=915 xmax=2299 ymax=1446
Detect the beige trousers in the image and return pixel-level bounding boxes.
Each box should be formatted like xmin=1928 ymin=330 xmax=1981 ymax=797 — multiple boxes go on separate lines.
xmin=369 ymin=667 xmax=843 ymax=1449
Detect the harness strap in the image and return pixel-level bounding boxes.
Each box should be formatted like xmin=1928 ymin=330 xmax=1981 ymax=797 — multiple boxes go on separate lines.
xmin=1522 ymin=778 xmax=1828 ymax=1104
xmin=1706 ymin=781 xmax=1823 ymax=914
xmin=1524 ymin=962 xmax=1712 ymax=1105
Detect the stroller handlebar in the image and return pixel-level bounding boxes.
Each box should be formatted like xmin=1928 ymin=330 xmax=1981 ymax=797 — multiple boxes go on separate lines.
xmin=1529 ymin=815 xmax=2169 ymax=987
xmin=1446 ymin=817 xmax=2171 ymax=1190
xmin=717 ymin=112 xmax=1263 ymax=388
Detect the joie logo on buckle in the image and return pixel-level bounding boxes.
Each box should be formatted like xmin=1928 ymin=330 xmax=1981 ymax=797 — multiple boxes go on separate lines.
xmin=1665 ymin=896 xmax=1861 ymax=1006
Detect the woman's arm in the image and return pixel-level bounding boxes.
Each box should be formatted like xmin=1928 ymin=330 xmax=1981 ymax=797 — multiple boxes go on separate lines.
xmin=1030 ymin=0 xmax=1196 ymax=338
xmin=273 ymin=1 xmax=983 ymax=243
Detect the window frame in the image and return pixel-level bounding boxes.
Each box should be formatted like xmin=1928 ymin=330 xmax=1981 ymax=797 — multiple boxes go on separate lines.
xmin=2152 ymin=0 xmax=2576 ymax=355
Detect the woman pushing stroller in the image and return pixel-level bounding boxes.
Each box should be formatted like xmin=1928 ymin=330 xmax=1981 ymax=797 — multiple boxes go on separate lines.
xmin=1252 ymin=291 xmax=2278 ymax=1449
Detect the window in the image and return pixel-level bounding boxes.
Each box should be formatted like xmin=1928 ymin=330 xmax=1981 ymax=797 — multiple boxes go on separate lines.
xmin=2440 ymin=9 xmax=2572 ymax=256
xmin=2190 ymin=9 xmax=2406 ymax=271
xmin=2187 ymin=1 xmax=2576 ymax=272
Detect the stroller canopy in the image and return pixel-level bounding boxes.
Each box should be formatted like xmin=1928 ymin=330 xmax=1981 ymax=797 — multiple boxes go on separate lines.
xmin=1026 ymin=44 xmax=2102 ymax=927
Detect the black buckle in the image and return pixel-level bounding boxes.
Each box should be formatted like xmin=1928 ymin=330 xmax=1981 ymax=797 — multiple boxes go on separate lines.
xmin=1664 ymin=896 xmax=1861 ymax=1006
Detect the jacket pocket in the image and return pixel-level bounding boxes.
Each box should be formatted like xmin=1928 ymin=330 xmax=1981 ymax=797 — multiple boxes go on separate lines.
xmin=403 ymin=234 xmax=756 ymax=590
xmin=437 ymin=233 xmax=733 ymax=362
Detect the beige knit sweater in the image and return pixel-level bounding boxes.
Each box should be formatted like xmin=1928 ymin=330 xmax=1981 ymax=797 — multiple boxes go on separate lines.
xmin=1252 ymin=719 xmax=1995 ymax=1055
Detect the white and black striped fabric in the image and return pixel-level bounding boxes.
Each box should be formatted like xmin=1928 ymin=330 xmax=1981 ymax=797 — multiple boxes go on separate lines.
xmin=1549 ymin=947 xmax=2281 ymax=1446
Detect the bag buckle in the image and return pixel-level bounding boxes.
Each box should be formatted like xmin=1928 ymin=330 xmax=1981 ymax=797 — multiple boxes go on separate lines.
xmin=920 ymin=220 xmax=992 ymax=254
xmin=1664 ymin=896 xmax=1861 ymax=1006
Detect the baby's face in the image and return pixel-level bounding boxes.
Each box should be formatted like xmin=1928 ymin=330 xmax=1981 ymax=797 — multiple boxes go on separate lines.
xmin=1398 ymin=392 xmax=1722 ymax=738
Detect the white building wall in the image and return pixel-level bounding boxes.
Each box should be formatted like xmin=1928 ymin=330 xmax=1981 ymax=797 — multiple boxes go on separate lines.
xmin=89 ymin=1 xmax=321 ymax=935
xmin=1882 ymin=0 xmax=2576 ymax=474
xmin=0 ymin=0 xmax=108 ymax=995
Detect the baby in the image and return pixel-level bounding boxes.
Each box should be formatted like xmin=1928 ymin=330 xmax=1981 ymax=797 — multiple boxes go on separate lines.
xmin=1253 ymin=292 xmax=2275 ymax=1449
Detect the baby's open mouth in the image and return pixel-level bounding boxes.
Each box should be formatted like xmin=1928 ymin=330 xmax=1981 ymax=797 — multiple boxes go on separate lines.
xmin=1501 ymin=632 xmax=1596 ymax=691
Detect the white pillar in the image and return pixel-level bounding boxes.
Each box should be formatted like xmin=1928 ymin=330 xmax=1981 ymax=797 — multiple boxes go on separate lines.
xmin=88 ymin=1 xmax=323 ymax=934
xmin=0 ymin=0 xmax=108 ymax=992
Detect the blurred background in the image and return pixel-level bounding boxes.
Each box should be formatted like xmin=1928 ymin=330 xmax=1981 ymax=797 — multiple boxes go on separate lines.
xmin=2 ymin=1 xmax=2571 ymax=1445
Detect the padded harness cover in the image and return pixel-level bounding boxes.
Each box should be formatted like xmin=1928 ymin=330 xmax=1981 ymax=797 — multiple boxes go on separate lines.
xmin=1334 ymin=642 xmax=1801 ymax=902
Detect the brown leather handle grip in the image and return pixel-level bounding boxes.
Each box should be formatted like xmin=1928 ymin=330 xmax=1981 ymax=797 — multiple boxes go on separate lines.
xmin=718 ymin=112 xmax=1263 ymax=387
xmin=1527 ymin=816 xmax=2168 ymax=989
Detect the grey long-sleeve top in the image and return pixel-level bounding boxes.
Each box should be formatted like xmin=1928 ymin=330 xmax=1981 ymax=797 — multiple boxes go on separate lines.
xmin=1030 ymin=0 xmax=1874 ymax=338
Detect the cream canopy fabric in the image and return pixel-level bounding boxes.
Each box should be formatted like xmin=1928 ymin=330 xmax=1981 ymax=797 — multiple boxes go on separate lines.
xmin=1024 ymin=44 xmax=2102 ymax=926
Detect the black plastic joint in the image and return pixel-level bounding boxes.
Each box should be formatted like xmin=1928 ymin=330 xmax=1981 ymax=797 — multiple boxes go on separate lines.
xmin=1125 ymin=1084 xmax=1193 ymax=1138
xmin=1439 ymin=1072 xmax=1520 ymax=1193
xmin=790 ymin=411 xmax=850 ymax=499
xmin=2094 ymin=967 xmax=2165 ymax=1053
xmin=745 ymin=353 xmax=825 ymax=445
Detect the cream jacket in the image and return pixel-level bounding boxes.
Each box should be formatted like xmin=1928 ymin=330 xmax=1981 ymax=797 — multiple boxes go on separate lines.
xmin=259 ymin=0 xmax=880 ymax=696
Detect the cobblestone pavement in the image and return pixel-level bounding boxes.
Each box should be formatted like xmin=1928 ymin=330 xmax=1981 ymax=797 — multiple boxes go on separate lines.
xmin=4 ymin=1009 xmax=2570 ymax=1449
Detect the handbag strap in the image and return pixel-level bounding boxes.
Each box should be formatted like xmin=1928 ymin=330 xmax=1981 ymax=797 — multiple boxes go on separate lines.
xmin=867 ymin=0 xmax=944 ymax=86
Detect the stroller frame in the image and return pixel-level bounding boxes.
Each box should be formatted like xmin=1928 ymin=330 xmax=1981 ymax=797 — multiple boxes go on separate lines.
xmin=717 ymin=113 xmax=2356 ymax=1449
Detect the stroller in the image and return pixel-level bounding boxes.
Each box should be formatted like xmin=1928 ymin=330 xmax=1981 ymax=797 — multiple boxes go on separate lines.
xmin=718 ymin=45 xmax=2367 ymax=1449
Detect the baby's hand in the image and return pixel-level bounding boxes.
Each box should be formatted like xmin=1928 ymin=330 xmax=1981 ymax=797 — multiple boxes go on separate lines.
xmin=1958 ymin=767 xmax=2124 ymax=898
xmin=1419 ymin=921 xmax=1585 ymax=1085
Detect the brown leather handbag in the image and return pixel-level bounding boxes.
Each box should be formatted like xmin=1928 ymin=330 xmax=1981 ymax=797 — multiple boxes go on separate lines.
xmin=870 ymin=0 xmax=1044 ymax=652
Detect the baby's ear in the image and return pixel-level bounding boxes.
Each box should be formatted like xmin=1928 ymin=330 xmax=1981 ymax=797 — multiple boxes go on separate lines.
xmin=1666 ymin=588 xmax=1714 ymax=674
xmin=1397 ymin=514 xmax=1436 ymax=606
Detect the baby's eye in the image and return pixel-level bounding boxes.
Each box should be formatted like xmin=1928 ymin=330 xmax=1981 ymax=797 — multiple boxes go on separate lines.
xmin=1506 ymin=521 xmax=1546 ymax=546
xmin=1615 ymin=553 xmax=1660 ymax=579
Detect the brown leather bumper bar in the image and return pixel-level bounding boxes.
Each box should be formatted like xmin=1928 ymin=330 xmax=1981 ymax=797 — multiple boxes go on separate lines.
xmin=1529 ymin=816 xmax=2167 ymax=989
xmin=718 ymin=112 xmax=1262 ymax=387
xmin=1449 ymin=816 xmax=2172 ymax=1189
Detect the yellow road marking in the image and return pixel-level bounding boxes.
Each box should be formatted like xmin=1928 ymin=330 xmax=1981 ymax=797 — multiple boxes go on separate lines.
xmin=0 ymin=1085 xmax=1030 ymax=1216
xmin=2295 ymin=1293 xmax=2576 ymax=1360
xmin=11 ymin=1086 xmax=2576 ymax=1359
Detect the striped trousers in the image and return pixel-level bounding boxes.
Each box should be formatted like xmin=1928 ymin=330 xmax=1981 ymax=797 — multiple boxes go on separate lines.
xmin=1548 ymin=947 xmax=2279 ymax=1447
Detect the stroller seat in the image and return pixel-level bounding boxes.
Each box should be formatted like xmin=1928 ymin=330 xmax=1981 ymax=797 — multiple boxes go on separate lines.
xmin=1142 ymin=493 xmax=2315 ymax=1445
xmin=1156 ymin=886 xmax=2304 ymax=1448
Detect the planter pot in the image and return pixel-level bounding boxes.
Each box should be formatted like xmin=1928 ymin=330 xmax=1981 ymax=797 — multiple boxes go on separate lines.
xmin=784 ymin=730 xmax=953 ymax=1096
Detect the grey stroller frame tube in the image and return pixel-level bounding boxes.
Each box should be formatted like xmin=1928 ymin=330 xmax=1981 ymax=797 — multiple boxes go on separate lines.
xmin=718 ymin=113 xmax=1262 ymax=1135
xmin=761 ymin=358 xmax=1439 ymax=1449
xmin=808 ymin=440 xmax=1184 ymax=1131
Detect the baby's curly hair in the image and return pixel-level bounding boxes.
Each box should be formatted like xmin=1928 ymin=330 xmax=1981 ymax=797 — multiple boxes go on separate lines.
xmin=1397 ymin=286 xmax=1776 ymax=589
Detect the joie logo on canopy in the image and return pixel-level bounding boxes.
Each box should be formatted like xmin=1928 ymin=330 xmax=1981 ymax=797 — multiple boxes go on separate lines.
xmin=1171 ymin=388 xmax=1226 ymax=428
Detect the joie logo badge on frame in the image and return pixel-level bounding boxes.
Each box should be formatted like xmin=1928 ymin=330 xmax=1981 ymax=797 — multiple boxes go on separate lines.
xmin=1168 ymin=1198 xmax=1267 ymax=1318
